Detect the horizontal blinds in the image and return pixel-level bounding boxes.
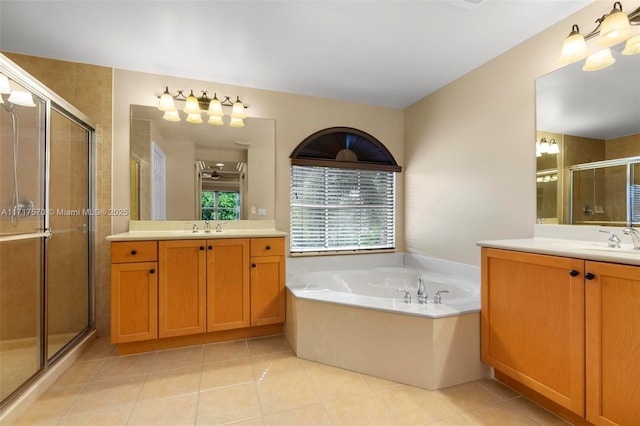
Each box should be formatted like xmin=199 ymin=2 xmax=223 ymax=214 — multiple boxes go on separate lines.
xmin=290 ymin=165 xmax=395 ymax=253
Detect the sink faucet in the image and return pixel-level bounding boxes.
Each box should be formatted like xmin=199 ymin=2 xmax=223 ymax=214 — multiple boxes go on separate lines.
xmin=216 ymin=223 xmax=223 ymax=233
xmin=417 ymin=278 xmax=428 ymax=304
xmin=204 ymin=220 xmax=212 ymax=233
xmin=599 ymin=230 xmax=621 ymax=248
xmin=622 ymin=227 xmax=640 ymax=250
xmin=190 ymin=223 xmax=199 ymax=233
xmin=396 ymin=289 xmax=411 ymax=304
xmin=434 ymin=290 xmax=449 ymax=305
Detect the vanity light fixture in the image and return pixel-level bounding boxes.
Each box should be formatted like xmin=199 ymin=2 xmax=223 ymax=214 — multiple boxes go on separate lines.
xmin=536 ymin=137 xmax=559 ymax=156
xmin=156 ymin=86 xmax=248 ymax=127
xmin=548 ymin=138 xmax=560 ymax=154
xmin=558 ymin=1 xmax=640 ymax=71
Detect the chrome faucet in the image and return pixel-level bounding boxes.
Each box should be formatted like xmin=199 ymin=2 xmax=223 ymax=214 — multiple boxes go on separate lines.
xmin=417 ymin=278 xmax=428 ymax=304
xmin=599 ymin=230 xmax=621 ymax=248
xmin=216 ymin=223 xmax=223 ymax=233
xmin=622 ymin=227 xmax=640 ymax=250
xmin=190 ymin=223 xmax=199 ymax=233
xmin=434 ymin=290 xmax=449 ymax=305
xmin=396 ymin=289 xmax=411 ymax=304
xmin=204 ymin=220 xmax=212 ymax=233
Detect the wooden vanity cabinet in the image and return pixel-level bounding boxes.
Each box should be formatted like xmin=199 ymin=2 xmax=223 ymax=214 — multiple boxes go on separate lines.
xmin=110 ymin=241 xmax=158 ymax=343
xmin=482 ymin=248 xmax=640 ymax=425
xmin=158 ymin=240 xmax=207 ymax=338
xmin=207 ymin=238 xmax=250 ymax=331
xmin=481 ymin=248 xmax=585 ymax=416
xmin=250 ymin=238 xmax=286 ymax=326
xmin=585 ymin=261 xmax=640 ymax=426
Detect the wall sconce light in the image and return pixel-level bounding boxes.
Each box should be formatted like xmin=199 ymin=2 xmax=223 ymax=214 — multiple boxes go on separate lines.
xmin=157 ymin=87 xmax=248 ymax=127
xmin=558 ymin=2 xmax=640 ymax=71
xmin=0 ymin=72 xmax=36 ymax=107
xmin=536 ymin=137 xmax=559 ymax=156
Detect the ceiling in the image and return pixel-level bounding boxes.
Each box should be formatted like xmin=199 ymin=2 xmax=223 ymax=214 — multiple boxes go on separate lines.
xmin=0 ymin=0 xmax=595 ymax=109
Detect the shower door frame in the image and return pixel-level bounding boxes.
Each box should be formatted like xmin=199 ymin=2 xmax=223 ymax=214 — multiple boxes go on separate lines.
xmin=0 ymin=54 xmax=97 ymax=406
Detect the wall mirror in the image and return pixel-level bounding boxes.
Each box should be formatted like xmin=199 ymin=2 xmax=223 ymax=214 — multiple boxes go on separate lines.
xmin=535 ymin=45 xmax=640 ymax=226
xmin=130 ymin=105 xmax=275 ymax=221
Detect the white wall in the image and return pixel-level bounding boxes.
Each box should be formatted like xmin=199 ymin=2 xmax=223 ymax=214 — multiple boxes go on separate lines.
xmin=403 ymin=0 xmax=635 ymax=266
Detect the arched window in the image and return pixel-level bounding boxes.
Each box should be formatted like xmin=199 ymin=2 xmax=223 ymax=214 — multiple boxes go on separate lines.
xmin=290 ymin=127 xmax=401 ymax=254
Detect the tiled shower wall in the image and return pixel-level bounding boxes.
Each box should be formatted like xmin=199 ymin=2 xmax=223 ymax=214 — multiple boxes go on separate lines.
xmin=4 ymin=52 xmax=114 ymax=337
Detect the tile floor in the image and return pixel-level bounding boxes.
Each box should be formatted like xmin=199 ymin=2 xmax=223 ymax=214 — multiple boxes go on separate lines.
xmin=13 ymin=335 xmax=569 ymax=425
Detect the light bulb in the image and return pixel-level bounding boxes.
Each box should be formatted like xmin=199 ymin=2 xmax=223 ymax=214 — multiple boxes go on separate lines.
xmin=231 ymin=97 xmax=246 ymax=119
xmin=207 ymin=95 xmax=224 ymax=117
xmin=163 ymin=110 xmax=180 ymax=122
xmin=229 ymin=117 xmax=245 ymax=128
xmin=7 ymin=90 xmax=36 ymax=107
xmin=186 ymin=113 xmax=203 ymax=124
xmin=207 ymin=115 xmax=224 ymax=126
xmin=183 ymin=90 xmax=201 ymax=114
xmin=597 ymin=3 xmax=632 ymax=48
xmin=622 ymin=34 xmax=640 ymax=55
xmin=559 ymin=25 xmax=590 ymax=64
xmin=583 ymin=48 xmax=616 ymax=71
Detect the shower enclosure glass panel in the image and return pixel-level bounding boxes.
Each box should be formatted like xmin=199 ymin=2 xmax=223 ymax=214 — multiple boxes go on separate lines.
xmin=46 ymin=109 xmax=91 ymax=359
xmin=0 ymin=81 xmax=46 ymax=402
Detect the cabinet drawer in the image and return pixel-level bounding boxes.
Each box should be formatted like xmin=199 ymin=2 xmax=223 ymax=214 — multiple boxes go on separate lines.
xmin=111 ymin=241 xmax=158 ymax=263
xmin=250 ymin=237 xmax=284 ymax=257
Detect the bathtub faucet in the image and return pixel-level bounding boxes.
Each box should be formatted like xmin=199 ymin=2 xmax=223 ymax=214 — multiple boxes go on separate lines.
xmin=434 ymin=290 xmax=449 ymax=305
xmin=417 ymin=278 xmax=428 ymax=304
xmin=396 ymin=289 xmax=412 ymax=304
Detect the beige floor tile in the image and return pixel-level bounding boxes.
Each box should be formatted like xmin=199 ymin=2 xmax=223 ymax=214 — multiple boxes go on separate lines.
xmin=461 ymin=401 xmax=540 ymax=425
xmin=138 ymin=366 xmax=201 ymax=402
xmin=128 ymin=393 xmax=198 ymax=425
xmin=78 ymin=337 xmax=117 ymax=361
xmin=12 ymin=385 xmax=84 ymax=425
xmin=476 ymin=378 xmax=520 ymax=401
xmin=256 ymin=371 xmax=320 ymax=415
xmin=508 ymin=396 xmax=571 ymax=425
xmin=437 ymin=382 xmax=504 ymax=413
xmin=360 ymin=373 xmax=402 ymax=390
xmin=203 ymin=340 xmax=249 ymax=363
xmin=252 ymin=351 xmax=303 ymax=381
xmin=304 ymin=364 xmax=371 ymax=402
xmin=196 ymin=383 xmax=262 ymax=425
xmin=92 ymin=352 xmax=156 ymax=381
xmin=200 ymin=357 xmax=255 ymax=391
xmin=56 ymin=405 xmax=131 ymax=426
xmin=247 ymin=335 xmax=291 ymax=356
xmin=64 ymin=374 xmax=146 ymax=416
xmin=426 ymin=416 xmax=472 ymax=426
xmin=263 ymin=404 xmax=333 ymax=426
xmin=52 ymin=359 xmax=105 ymax=388
xmin=227 ymin=418 xmax=265 ymax=426
xmin=324 ymin=392 xmax=399 ymax=426
xmin=152 ymin=345 xmax=204 ymax=372
xmin=377 ymin=384 xmax=459 ymax=425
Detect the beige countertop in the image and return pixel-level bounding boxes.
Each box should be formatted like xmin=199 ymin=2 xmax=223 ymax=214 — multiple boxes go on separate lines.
xmin=106 ymin=220 xmax=287 ymax=242
xmin=477 ymin=238 xmax=640 ymax=266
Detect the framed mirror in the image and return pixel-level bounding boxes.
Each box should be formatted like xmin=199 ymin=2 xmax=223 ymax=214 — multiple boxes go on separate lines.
xmin=130 ymin=105 xmax=275 ymax=221
xmin=535 ymin=45 xmax=640 ymax=226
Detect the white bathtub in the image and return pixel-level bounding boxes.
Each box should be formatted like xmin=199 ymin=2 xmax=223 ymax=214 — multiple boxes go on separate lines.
xmin=286 ymin=266 xmax=480 ymax=318
xmin=284 ymin=253 xmax=489 ymax=390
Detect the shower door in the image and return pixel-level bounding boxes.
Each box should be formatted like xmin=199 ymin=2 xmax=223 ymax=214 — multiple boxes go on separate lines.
xmin=0 ymin=80 xmax=46 ymax=402
xmin=46 ymin=108 xmax=92 ymax=360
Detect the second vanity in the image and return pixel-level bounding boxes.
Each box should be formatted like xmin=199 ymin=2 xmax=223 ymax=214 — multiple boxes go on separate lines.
xmin=107 ymin=221 xmax=287 ymax=354
xmin=478 ymin=226 xmax=640 ymax=426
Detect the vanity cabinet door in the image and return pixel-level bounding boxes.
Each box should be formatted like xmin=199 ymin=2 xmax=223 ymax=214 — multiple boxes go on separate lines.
xmin=158 ymin=240 xmax=206 ymax=338
xmin=206 ymin=238 xmax=250 ymax=331
xmin=585 ymin=261 xmax=640 ymax=426
xmin=481 ymin=248 xmax=585 ymax=416
xmin=111 ymin=262 xmax=158 ymax=343
xmin=250 ymin=238 xmax=285 ymax=326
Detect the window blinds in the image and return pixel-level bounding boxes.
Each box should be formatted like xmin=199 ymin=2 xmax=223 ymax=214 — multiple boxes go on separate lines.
xmin=290 ymin=165 xmax=395 ymax=253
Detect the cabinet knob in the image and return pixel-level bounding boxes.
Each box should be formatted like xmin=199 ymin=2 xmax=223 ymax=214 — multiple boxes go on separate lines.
xmin=265 ymin=245 xmax=271 ymax=250
xmin=131 ymin=250 xmax=137 ymax=255
xmin=251 ymin=263 xmax=256 ymax=268
xmin=585 ymin=272 xmax=595 ymax=280
xmin=200 ymin=246 xmax=205 ymax=251
xmin=149 ymin=269 xmax=155 ymax=274
xmin=208 ymin=245 xmax=213 ymax=250
xmin=569 ymin=270 xmax=579 ymax=277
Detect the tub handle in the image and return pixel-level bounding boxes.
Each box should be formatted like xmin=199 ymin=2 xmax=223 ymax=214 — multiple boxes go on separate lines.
xmin=434 ymin=290 xmax=449 ymax=304
xmin=396 ymin=289 xmax=412 ymax=304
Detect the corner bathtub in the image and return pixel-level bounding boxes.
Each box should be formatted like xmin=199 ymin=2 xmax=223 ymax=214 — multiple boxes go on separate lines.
xmin=284 ymin=256 xmax=490 ymax=390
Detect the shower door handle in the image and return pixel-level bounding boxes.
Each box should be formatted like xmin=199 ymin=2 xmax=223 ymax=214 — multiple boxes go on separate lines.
xmin=44 ymin=227 xmax=53 ymax=239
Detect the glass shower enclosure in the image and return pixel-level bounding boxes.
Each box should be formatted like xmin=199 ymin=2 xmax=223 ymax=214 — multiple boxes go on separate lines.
xmin=0 ymin=54 xmax=95 ymax=406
